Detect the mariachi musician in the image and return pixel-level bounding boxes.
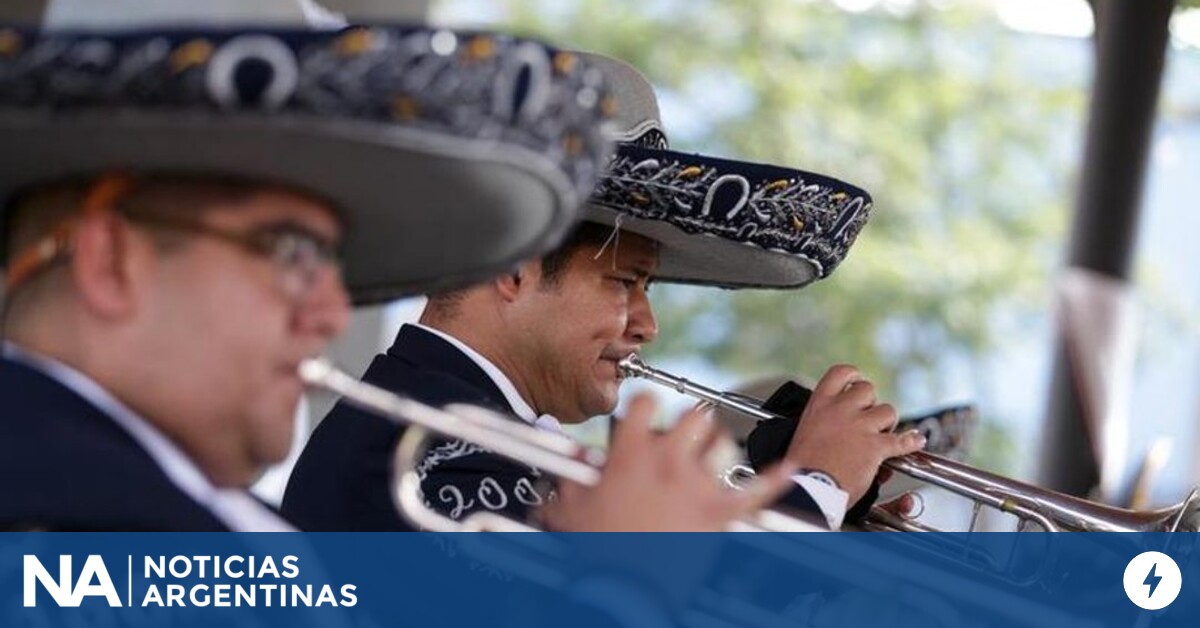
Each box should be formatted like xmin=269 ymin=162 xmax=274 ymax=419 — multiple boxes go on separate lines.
xmin=0 ymin=1 xmax=759 ymax=531
xmin=283 ymin=52 xmax=925 ymax=531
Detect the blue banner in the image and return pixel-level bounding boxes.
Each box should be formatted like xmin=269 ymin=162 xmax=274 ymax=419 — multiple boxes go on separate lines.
xmin=2 ymin=532 xmax=1196 ymax=628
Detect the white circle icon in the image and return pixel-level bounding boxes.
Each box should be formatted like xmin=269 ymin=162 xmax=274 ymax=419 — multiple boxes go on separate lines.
xmin=1123 ymin=551 xmax=1182 ymax=610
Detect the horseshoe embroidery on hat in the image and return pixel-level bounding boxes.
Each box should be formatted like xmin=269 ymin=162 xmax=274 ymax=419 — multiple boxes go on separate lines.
xmin=633 ymin=128 xmax=668 ymax=150
xmin=493 ymin=41 xmax=552 ymax=123
xmin=592 ymin=146 xmax=874 ymax=286
xmin=0 ymin=28 xmax=615 ymax=231
xmin=702 ymin=174 xmax=751 ymax=219
xmin=206 ymin=35 xmax=299 ymax=109
xmin=630 ymin=158 xmax=661 ymax=174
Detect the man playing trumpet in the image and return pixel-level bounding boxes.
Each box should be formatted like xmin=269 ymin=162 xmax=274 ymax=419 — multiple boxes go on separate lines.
xmin=284 ymin=53 xmax=925 ymax=531
xmin=0 ymin=7 xmax=780 ymax=531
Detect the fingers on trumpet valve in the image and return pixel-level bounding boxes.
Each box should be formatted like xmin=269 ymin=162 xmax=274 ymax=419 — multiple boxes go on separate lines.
xmin=813 ymin=364 xmax=866 ymax=399
xmin=864 ymin=402 xmax=899 ymax=432
xmin=814 ymin=364 xmax=878 ymax=412
xmin=878 ymin=491 xmax=925 ymax=520
xmin=555 ymin=395 xmax=800 ymax=531
xmin=894 ymin=428 xmax=928 ymax=454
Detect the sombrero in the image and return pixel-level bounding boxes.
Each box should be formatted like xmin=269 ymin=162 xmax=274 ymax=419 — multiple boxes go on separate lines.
xmin=582 ymin=53 xmax=872 ymax=289
xmin=0 ymin=1 xmax=616 ymax=304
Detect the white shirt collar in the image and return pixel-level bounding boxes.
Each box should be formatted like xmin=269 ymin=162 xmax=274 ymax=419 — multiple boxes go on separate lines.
xmin=411 ymin=324 xmax=562 ymax=433
xmin=1 ymin=341 xmax=294 ymax=532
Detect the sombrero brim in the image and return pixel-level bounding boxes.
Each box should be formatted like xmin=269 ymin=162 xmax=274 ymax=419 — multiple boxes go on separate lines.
xmin=1 ymin=113 xmax=580 ymax=304
xmin=0 ymin=26 xmax=615 ymax=305
xmin=587 ymin=144 xmax=873 ymax=289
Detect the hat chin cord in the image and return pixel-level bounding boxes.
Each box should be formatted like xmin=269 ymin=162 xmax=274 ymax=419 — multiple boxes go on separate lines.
xmin=592 ymin=213 xmax=626 ymax=269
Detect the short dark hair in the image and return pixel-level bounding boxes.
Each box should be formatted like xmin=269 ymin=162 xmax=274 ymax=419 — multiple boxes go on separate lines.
xmin=537 ymin=221 xmax=616 ymax=287
xmin=424 ymin=221 xmax=617 ymax=319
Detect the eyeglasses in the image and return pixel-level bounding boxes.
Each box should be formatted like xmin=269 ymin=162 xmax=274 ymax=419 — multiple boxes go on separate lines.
xmin=124 ymin=211 xmax=343 ymax=302
xmin=4 ymin=174 xmax=343 ymax=303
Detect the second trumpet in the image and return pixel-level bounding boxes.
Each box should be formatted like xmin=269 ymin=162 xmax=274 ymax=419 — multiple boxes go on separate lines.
xmin=616 ymin=354 xmax=1200 ymax=534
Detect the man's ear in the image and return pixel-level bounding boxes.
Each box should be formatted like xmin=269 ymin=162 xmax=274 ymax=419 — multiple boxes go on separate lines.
xmin=69 ymin=212 xmax=139 ymax=321
xmin=495 ymin=260 xmax=539 ymax=302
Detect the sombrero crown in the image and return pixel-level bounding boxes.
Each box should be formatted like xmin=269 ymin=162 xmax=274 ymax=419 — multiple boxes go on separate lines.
xmin=582 ymin=53 xmax=873 ymax=290
xmin=0 ymin=1 xmax=617 ymax=304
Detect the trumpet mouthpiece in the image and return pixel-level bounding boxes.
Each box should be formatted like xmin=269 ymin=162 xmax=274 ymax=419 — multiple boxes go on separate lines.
xmin=298 ymin=357 xmax=334 ymax=386
xmin=616 ymin=353 xmax=645 ymax=377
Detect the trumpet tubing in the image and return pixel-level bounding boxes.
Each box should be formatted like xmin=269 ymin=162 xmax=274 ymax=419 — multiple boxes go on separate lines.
xmin=616 ymin=354 xmax=1200 ymax=534
xmin=299 ymin=358 xmax=825 ymax=533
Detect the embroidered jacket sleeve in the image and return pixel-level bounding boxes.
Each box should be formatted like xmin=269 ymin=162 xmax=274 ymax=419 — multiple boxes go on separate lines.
xmin=417 ymin=438 xmax=553 ymax=523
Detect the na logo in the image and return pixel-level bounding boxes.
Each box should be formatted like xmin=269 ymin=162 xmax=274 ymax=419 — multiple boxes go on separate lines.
xmin=23 ymin=555 xmax=122 ymax=608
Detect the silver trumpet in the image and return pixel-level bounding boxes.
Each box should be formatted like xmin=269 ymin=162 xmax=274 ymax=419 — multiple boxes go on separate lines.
xmin=617 ymin=354 xmax=1200 ymax=534
xmin=299 ymin=358 xmax=825 ymax=533
xmin=300 ymin=359 xmax=1108 ymax=627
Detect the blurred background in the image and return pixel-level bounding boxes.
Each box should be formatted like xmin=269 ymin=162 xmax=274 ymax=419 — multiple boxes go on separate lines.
xmin=260 ymin=0 xmax=1200 ymax=527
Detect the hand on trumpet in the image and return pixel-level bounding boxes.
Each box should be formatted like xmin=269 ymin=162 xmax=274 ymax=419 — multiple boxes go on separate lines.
xmin=783 ymin=365 xmax=926 ymax=504
xmin=873 ymin=467 xmax=923 ymax=519
xmin=541 ymin=393 xmax=798 ymax=531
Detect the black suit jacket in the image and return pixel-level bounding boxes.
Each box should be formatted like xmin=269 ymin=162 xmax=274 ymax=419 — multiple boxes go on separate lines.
xmin=0 ymin=355 xmax=227 ymax=531
xmin=283 ymin=325 xmax=550 ymax=531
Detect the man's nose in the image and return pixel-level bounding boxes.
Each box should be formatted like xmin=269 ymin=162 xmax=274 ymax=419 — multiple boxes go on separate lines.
xmin=625 ymin=287 xmax=658 ymax=344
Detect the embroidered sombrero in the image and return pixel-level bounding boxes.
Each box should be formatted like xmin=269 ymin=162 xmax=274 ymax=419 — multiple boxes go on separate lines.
xmin=581 ymin=53 xmax=872 ymax=289
xmin=0 ymin=2 xmax=615 ymax=304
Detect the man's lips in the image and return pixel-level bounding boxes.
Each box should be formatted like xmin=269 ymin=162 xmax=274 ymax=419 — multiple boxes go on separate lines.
xmin=599 ymin=350 xmax=639 ymax=380
xmin=600 ymin=348 xmax=639 ymax=362
xmin=281 ymin=355 xmax=323 ymax=382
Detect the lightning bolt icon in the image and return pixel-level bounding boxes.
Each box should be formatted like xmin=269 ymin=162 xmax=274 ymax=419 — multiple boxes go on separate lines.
xmin=1144 ymin=563 xmax=1162 ymax=598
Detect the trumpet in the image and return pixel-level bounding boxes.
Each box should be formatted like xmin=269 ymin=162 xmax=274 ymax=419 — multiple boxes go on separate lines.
xmin=298 ymin=357 xmax=825 ymax=533
xmin=300 ymin=359 xmax=1110 ymax=627
xmin=616 ymin=354 xmax=1200 ymax=534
